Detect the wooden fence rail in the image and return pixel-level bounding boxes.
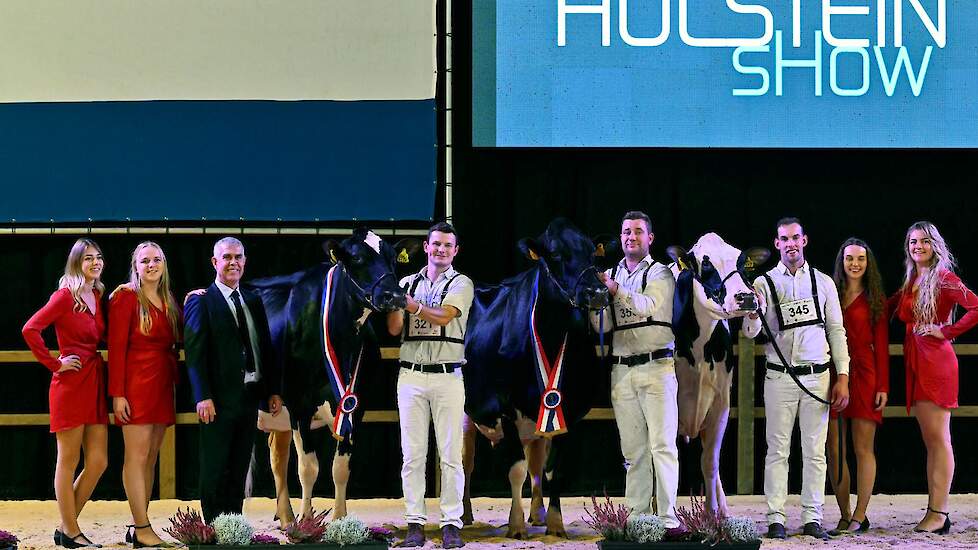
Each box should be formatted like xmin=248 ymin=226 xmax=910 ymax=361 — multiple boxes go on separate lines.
xmin=3 ymin=341 xmax=978 ymax=498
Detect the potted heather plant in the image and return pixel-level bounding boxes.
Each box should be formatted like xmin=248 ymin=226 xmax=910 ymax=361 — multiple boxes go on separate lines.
xmin=586 ymin=494 xmax=760 ymax=550
xmin=167 ymin=507 xmax=388 ymax=549
xmin=0 ymin=529 xmax=18 ymax=550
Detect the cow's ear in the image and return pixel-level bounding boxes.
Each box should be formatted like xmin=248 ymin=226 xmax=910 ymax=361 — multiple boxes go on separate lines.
xmin=592 ymin=234 xmax=620 ymax=271
xmin=738 ymin=247 xmax=771 ymax=278
xmin=323 ymin=240 xmax=351 ymax=265
xmin=518 ymin=238 xmax=546 ymax=261
xmin=667 ymin=245 xmax=699 ymax=273
xmin=393 ymin=238 xmax=423 ymax=265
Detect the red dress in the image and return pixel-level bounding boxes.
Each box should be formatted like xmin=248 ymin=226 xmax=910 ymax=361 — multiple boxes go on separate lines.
xmin=831 ymin=293 xmax=889 ymax=423
xmin=108 ymin=287 xmax=179 ymax=425
xmin=22 ymin=288 xmax=109 ymax=432
xmin=893 ymin=271 xmax=978 ymax=412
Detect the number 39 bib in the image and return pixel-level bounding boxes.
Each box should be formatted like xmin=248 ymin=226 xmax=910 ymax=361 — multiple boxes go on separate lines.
xmin=763 ymin=268 xmax=825 ymax=330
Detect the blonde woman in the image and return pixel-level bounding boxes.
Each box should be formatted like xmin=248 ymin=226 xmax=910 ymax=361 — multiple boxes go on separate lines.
xmin=891 ymin=222 xmax=978 ymax=534
xmin=109 ymin=242 xmax=181 ymax=548
xmin=22 ymin=238 xmax=109 ymax=548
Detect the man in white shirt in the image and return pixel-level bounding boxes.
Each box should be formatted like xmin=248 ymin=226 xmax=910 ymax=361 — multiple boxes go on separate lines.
xmin=742 ymin=218 xmax=850 ymax=540
xmin=591 ymin=211 xmax=684 ymax=538
xmin=387 ymin=222 xmax=474 ymax=549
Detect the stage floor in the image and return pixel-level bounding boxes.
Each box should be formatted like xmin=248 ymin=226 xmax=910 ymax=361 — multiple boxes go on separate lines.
xmin=2 ymin=495 xmax=976 ymax=549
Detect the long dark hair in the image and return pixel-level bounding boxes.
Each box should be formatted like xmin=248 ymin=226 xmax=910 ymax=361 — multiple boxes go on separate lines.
xmin=832 ymin=237 xmax=886 ymax=324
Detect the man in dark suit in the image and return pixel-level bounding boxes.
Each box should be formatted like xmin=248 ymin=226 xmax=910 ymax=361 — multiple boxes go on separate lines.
xmin=185 ymin=237 xmax=283 ymax=522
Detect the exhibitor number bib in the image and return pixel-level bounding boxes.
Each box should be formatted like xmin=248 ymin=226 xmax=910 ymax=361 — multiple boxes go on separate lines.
xmin=762 ymin=267 xmax=825 ymax=330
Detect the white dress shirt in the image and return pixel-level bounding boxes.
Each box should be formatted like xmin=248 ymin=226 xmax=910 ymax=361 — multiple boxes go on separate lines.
xmin=742 ymin=262 xmax=850 ymax=376
xmin=591 ymin=255 xmax=675 ymax=356
xmin=215 ymin=279 xmax=263 ymax=380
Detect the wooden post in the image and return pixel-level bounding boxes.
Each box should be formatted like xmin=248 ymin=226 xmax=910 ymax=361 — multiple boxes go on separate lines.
xmin=159 ymin=425 xmax=177 ymax=499
xmin=736 ymin=331 xmax=755 ymax=495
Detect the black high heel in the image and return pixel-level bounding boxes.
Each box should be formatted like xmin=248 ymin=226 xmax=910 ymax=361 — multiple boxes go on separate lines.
xmin=59 ymin=531 xmax=101 ymax=548
xmin=125 ymin=524 xmax=134 ymax=544
xmin=914 ymin=507 xmax=951 ymax=535
xmin=851 ymin=516 xmax=870 ymax=533
xmin=132 ymin=523 xmax=175 ymax=548
xmin=54 ymin=529 xmax=65 ymax=547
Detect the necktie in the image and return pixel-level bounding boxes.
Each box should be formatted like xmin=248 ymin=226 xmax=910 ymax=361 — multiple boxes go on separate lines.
xmin=229 ymin=289 xmax=256 ymax=374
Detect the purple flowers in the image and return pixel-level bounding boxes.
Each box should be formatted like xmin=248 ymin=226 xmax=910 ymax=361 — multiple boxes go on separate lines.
xmin=163 ymin=507 xmax=216 ymax=545
xmin=250 ymin=533 xmax=281 ymax=545
xmin=0 ymin=529 xmax=18 ymax=548
xmin=285 ymin=509 xmax=331 ymax=544
xmin=582 ymin=493 xmax=631 ymax=541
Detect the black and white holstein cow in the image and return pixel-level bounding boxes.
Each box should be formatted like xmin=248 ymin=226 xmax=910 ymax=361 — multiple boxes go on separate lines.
xmin=462 ymin=218 xmax=609 ymax=538
xmin=667 ymin=233 xmax=769 ymax=514
xmin=247 ymin=229 xmax=411 ymax=527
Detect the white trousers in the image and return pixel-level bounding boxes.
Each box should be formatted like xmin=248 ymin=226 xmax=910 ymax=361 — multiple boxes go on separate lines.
xmin=611 ymin=359 xmax=680 ymax=528
xmin=396 ymin=368 xmax=465 ymax=528
xmin=763 ymin=369 xmax=830 ymax=525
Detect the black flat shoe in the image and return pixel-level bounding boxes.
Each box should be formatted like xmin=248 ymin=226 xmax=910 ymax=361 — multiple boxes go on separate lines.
xmin=914 ymin=508 xmax=951 ymax=535
xmin=132 ymin=523 xmax=175 ymax=548
xmin=54 ymin=529 xmax=65 ymax=547
xmin=851 ymin=517 xmax=870 ymax=533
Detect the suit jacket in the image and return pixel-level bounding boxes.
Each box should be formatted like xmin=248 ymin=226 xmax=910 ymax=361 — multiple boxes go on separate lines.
xmin=184 ymin=282 xmax=280 ymax=416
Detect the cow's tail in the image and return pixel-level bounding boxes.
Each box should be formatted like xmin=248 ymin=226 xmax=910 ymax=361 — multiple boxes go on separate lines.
xmin=245 ymin=443 xmax=258 ymax=499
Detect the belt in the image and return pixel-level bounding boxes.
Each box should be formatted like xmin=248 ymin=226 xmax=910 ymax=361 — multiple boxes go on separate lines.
xmin=766 ymin=362 xmax=830 ymax=376
xmin=611 ymin=349 xmax=674 ymax=367
xmin=399 ymin=361 xmax=460 ymax=374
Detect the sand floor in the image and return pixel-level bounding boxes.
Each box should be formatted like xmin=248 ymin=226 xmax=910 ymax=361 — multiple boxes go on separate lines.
xmin=2 ymin=494 xmax=978 ymax=549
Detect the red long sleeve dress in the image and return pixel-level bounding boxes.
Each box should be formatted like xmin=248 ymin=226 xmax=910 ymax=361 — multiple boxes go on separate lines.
xmin=22 ymin=288 xmax=109 ymax=432
xmin=831 ymin=292 xmax=889 ymax=423
xmin=108 ymin=288 xmax=179 ymax=426
xmin=894 ymin=271 xmax=978 ymax=412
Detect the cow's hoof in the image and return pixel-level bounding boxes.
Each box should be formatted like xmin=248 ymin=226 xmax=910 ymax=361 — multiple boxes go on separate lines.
xmin=505 ymin=524 xmax=528 ymax=539
xmin=545 ymin=510 xmax=567 ymax=538
xmin=529 ymin=506 xmax=546 ymax=526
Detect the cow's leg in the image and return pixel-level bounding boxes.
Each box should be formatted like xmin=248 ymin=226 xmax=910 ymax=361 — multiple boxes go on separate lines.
xmin=543 ymin=435 xmax=567 ymax=538
xmin=331 ymin=444 xmax=351 ymax=519
xmin=499 ymin=418 xmax=528 ymax=539
xmin=292 ymin=428 xmax=319 ymax=520
xmin=525 ymin=438 xmax=548 ymax=526
xmin=461 ymin=415 xmax=476 ymax=525
xmin=269 ymin=431 xmax=296 ymax=529
xmin=700 ymin=408 xmax=730 ymax=515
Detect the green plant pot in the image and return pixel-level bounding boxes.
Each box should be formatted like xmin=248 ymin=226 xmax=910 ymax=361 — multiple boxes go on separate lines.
xmin=597 ymin=540 xmax=761 ymax=550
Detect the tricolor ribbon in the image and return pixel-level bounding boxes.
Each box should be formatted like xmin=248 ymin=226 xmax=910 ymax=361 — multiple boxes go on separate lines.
xmin=321 ymin=265 xmax=364 ymax=442
xmin=531 ymin=272 xmax=569 ymax=437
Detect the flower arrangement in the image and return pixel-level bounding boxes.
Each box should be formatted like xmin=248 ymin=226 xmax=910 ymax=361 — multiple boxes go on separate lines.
xmin=164 ymin=508 xmax=216 ymax=545
xmin=285 ymin=509 xmax=332 ymax=544
xmin=367 ymin=527 xmax=393 ymax=544
xmin=582 ymin=493 xmax=631 ymax=541
xmin=0 ymin=530 xmax=18 ymax=549
xmin=250 ymin=533 xmax=281 ymax=545
xmin=323 ymin=516 xmax=370 ymax=546
xmin=212 ymin=514 xmax=255 ymax=546
xmin=624 ymin=514 xmax=666 ymax=543
xmin=676 ymin=494 xmax=761 ymax=544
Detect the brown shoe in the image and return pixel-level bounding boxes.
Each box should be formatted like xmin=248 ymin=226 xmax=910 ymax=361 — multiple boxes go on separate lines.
xmin=401 ymin=523 xmax=425 ymax=547
xmin=442 ymin=524 xmax=464 ymax=548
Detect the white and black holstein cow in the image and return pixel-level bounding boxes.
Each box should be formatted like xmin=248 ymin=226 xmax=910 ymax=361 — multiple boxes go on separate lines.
xmin=247 ymin=229 xmax=412 ymax=527
xmin=461 ymin=218 xmax=609 ymax=538
xmin=667 ymin=233 xmax=769 ymax=514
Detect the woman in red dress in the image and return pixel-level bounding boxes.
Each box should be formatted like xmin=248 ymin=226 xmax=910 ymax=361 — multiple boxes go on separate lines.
xmin=109 ymin=241 xmax=181 ymax=548
xmin=893 ymin=221 xmax=978 ymax=534
xmin=22 ymin=238 xmax=109 ymax=549
xmin=826 ymin=238 xmax=888 ymax=535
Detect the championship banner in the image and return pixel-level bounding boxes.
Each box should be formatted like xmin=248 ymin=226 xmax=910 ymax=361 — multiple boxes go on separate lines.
xmin=0 ymin=0 xmax=436 ymax=222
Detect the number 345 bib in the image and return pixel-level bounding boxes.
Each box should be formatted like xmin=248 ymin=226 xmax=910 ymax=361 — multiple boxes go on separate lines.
xmin=763 ymin=268 xmax=825 ymax=330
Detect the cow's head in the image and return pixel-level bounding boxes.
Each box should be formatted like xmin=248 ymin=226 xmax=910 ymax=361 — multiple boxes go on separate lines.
xmin=323 ymin=228 xmax=410 ymax=312
xmin=518 ymin=218 xmax=609 ymax=311
xmin=668 ymin=233 xmax=769 ymax=318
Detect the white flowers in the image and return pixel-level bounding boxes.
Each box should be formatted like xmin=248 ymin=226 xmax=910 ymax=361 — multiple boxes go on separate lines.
xmin=212 ymin=513 xmax=255 ymax=546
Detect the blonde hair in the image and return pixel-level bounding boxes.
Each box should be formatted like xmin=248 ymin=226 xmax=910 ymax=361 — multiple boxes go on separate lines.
xmin=111 ymin=241 xmax=181 ymax=339
xmin=59 ymin=238 xmax=105 ymax=312
xmin=901 ymin=221 xmax=958 ymax=324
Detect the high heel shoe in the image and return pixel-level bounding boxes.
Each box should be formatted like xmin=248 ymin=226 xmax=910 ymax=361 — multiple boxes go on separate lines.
xmin=59 ymin=531 xmax=101 ymax=548
xmin=125 ymin=524 xmax=134 ymax=544
xmin=913 ymin=507 xmax=951 ymax=535
xmin=132 ymin=523 xmax=175 ymax=548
